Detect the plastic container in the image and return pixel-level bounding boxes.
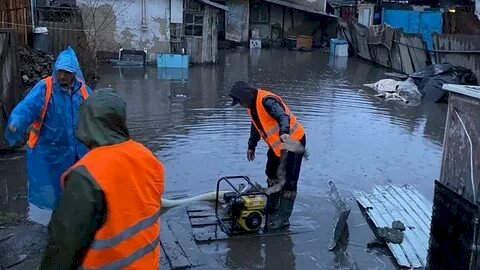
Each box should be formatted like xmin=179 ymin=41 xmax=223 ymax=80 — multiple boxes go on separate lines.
xmin=329 ymin=38 xmax=349 ymax=57
xmin=33 ymin=27 xmax=49 ymax=53
xmin=157 ymin=53 xmax=189 ymax=68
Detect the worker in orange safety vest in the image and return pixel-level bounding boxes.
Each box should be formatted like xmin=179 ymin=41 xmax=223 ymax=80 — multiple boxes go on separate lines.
xmin=229 ymin=81 xmax=306 ymax=230
xmin=40 ymin=88 xmax=165 ymax=269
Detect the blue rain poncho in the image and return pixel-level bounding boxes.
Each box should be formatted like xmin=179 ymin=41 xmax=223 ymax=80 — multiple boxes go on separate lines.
xmin=4 ymin=47 xmax=92 ymax=210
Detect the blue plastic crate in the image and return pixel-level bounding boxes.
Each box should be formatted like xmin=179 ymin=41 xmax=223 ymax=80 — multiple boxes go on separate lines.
xmin=157 ymin=54 xmax=189 ymax=68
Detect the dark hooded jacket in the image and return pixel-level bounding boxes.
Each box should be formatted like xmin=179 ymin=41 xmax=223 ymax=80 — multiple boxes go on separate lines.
xmin=229 ymin=81 xmax=291 ymax=150
xmin=40 ymin=89 xmax=130 ymax=270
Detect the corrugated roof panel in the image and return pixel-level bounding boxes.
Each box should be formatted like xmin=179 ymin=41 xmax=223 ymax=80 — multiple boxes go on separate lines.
xmin=353 ymin=185 xmax=433 ymax=269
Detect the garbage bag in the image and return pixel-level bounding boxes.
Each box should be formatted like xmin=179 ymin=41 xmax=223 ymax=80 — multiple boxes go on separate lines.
xmin=410 ymin=63 xmax=478 ymax=103
xmin=397 ymin=78 xmax=422 ymax=106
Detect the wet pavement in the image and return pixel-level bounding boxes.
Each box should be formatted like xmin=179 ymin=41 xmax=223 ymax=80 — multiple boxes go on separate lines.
xmin=0 ymin=49 xmax=447 ymax=269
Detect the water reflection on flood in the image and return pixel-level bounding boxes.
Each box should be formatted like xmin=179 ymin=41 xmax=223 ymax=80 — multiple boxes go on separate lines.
xmin=1 ymin=49 xmax=446 ymax=269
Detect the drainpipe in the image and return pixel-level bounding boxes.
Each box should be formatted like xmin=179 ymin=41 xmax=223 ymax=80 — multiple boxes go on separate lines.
xmin=141 ymin=0 xmax=147 ymax=29
xmin=31 ymin=0 xmax=36 ymax=28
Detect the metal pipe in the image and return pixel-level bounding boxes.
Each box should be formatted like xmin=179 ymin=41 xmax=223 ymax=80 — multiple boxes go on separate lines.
xmin=141 ymin=0 xmax=147 ymax=27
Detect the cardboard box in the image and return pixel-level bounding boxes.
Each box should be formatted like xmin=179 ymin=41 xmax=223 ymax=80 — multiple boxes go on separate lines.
xmin=296 ymin=35 xmax=312 ymax=50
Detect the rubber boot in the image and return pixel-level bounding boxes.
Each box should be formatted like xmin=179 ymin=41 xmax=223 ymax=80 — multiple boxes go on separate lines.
xmin=266 ymin=178 xmax=280 ymax=214
xmin=267 ymin=197 xmax=295 ymax=230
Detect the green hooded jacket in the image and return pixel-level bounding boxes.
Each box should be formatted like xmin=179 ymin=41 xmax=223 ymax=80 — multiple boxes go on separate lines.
xmin=40 ymin=88 xmax=135 ymax=269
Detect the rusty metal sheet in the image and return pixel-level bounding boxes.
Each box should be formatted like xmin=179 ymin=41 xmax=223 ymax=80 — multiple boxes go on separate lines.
xmin=353 ymin=185 xmax=433 ymax=269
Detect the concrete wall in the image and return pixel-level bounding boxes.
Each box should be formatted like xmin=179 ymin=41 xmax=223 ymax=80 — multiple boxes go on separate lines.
xmin=77 ymin=0 xmax=170 ymax=60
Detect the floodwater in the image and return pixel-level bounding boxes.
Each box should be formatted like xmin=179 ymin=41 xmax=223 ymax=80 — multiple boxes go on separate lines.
xmin=0 ymin=49 xmax=447 ymax=269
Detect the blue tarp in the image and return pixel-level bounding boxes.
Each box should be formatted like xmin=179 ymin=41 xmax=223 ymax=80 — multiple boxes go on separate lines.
xmin=383 ymin=9 xmax=443 ymax=50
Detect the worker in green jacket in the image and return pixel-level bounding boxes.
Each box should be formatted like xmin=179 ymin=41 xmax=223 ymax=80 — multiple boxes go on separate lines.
xmin=40 ymin=88 xmax=165 ymax=269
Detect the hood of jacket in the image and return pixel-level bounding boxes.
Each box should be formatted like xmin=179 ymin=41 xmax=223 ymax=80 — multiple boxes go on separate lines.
xmin=53 ymin=47 xmax=86 ymax=84
xmin=76 ymin=88 xmax=130 ymax=149
xmin=229 ymin=81 xmax=257 ymax=108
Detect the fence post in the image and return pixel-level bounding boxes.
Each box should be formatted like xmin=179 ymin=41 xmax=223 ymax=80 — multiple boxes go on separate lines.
xmin=0 ymin=29 xmax=21 ymax=149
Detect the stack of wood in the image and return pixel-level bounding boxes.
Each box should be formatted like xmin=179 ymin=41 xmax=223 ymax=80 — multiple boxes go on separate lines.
xmin=18 ymin=46 xmax=54 ymax=89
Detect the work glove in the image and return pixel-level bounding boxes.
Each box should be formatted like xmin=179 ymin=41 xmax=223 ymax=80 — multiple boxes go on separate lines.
xmin=247 ymin=149 xmax=255 ymax=161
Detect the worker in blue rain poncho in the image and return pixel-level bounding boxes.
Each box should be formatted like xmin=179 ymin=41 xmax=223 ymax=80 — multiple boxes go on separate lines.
xmin=4 ymin=47 xmax=92 ymax=210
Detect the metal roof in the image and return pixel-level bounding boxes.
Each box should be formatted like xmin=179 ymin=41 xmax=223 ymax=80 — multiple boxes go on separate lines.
xmin=328 ymin=0 xmax=357 ymax=7
xmin=353 ymin=185 xmax=433 ymax=269
xmin=263 ymin=0 xmax=338 ymax=18
xmin=198 ymin=0 xmax=229 ymax=11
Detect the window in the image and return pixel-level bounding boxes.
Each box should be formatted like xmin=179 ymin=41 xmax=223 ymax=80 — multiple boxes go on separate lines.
xmin=251 ymin=3 xmax=269 ymax=23
xmin=184 ymin=12 xmax=203 ymax=37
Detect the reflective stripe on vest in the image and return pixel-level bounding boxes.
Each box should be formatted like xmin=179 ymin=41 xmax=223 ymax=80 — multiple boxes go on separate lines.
xmin=62 ymin=140 xmax=164 ymax=269
xmin=27 ymin=76 xmax=89 ymax=148
xmin=247 ymin=89 xmax=305 ymax=157
xmin=80 ymin=238 xmax=160 ymax=270
xmin=90 ymin=210 xmax=161 ymax=250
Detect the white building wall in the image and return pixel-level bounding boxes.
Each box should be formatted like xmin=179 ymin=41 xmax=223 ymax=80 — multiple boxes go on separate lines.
xmin=77 ymin=0 xmax=171 ymax=60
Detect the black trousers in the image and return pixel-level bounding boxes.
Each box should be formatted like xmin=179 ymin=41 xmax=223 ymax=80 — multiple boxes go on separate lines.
xmin=265 ymin=136 xmax=306 ymax=193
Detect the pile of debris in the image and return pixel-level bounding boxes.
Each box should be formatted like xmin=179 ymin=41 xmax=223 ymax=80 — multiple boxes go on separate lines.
xmin=364 ymin=63 xmax=478 ymax=105
xmin=364 ymin=78 xmax=422 ymax=106
xmin=18 ymin=46 xmax=54 ymax=89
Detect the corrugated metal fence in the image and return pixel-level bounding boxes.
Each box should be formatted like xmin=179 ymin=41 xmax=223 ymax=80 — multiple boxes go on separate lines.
xmin=0 ymin=30 xmax=20 ymax=148
xmin=0 ymin=0 xmax=31 ymax=44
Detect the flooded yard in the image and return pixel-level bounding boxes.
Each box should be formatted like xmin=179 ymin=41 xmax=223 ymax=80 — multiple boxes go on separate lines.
xmin=1 ymin=49 xmax=447 ymax=269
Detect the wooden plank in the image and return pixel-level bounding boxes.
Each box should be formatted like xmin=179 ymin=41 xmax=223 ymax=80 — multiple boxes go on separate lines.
xmin=204 ymin=7 xmax=212 ymax=63
xmin=439 ymin=92 xmax=480 ymax=201
xmin=371 ymin=45 xmax=391 ymax=68
xmin=190 ymin=216 xmax=231 ymax=226
xmin=186 ymin=205 xmax=213 ymax=212
xmin=212 ymin=9 xmax=218 ymax=63
xmin=187 ymin=210 xmax=216 ymax=218
xmin=167 ymin=219 xmax=206 ymax=268
xmin=353 ymin=185 xmax=434 ymax=269
xmin=353 ymin=23 xmax=371 ymax=61
xmin=0 ymin=29 xmax=20 ymax=148
xmin=397 ymin=32 xmax=414 ymax=75
xmin=408 ymin=34 xmax=428 ymax=73
xmin=390 ymin=30 xmax=403 ymax=73
xmin=192 ymin=222 xmax=313 ymax=242
xmin=432 ymin=33 xmax=480 ymax=85
xmin=160 ymin=218 xmax=192 ymax=269
xmin=160 ymin=244 xmax=172 ymax=270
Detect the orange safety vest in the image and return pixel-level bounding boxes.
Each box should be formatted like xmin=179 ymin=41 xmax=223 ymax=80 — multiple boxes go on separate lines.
xmin=247 ymin=89 xmax=305 ymax=157
xmin=61 ymin=140 xmax=164 ymax=270
xmin=27 ymin=76 xmax=89 ymax=148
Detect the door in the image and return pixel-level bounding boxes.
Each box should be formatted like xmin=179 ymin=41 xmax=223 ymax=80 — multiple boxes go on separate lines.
xmin=225 ymin=0 xmax=249 ymax=42
xmin=362 ymin=8 xmax=370 ymax=26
